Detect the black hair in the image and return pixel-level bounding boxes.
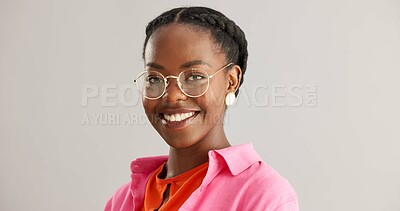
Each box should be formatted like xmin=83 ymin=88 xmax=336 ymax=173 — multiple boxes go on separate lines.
xmin=142 ymin=6 xmax=248 ymax=97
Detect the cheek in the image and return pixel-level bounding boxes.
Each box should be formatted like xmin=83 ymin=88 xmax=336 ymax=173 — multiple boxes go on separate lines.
xmin=208 ymin=80 xmax=227 ymax=106
xmin=201 ymin=83 xmax=226 ymax=115
xmin=142 ymin=99 xmax=156 ymax=119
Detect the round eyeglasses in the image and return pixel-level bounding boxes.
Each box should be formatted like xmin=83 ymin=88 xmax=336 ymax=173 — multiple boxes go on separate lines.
xmin=133 ymin=63 xmax=233 ymax=100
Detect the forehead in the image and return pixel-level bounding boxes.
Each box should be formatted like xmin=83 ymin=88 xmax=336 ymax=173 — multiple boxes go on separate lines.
xmin=144 ymin=23 xmax=226 ymax=70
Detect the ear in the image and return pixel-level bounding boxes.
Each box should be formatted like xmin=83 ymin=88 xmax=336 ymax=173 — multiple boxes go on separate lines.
xmin=226 ymin=65 xmax=242 ymax=94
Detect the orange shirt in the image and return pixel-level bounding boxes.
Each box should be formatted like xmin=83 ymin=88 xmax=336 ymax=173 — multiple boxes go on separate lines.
xmin=143 ymin=161 xmax=209 ymax=211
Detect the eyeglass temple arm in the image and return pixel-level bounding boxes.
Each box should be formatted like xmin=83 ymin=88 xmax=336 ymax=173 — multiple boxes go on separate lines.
xmin=209 ymin=62 xmax=234 ymax=78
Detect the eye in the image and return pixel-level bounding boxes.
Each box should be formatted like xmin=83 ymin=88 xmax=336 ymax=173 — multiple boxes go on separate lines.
xmin=146 ymin=76 xmax=163 ymax=84
xmin=187 ymin=74 xmax=205 ymax=81
xmin=184 ymin=70 xmax=208 ymax=81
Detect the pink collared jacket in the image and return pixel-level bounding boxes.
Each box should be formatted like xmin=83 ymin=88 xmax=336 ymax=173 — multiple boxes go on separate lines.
xmin=105 ymin=143 xmax=299 ymax=211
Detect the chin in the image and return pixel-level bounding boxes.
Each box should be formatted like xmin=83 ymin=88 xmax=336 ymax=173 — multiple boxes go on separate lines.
xmin=160 ymin=131 xmax=202 ymax=149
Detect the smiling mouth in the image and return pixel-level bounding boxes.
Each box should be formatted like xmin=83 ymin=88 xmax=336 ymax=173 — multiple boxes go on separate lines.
xmin=158 ymin=111 xmax=200 ymax=129
xmin=163 ymin=112 xmax=195 ymax=121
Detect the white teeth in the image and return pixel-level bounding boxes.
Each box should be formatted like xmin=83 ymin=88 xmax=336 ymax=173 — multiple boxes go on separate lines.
xmin=163 ymin=112 xmax=195 ymax=122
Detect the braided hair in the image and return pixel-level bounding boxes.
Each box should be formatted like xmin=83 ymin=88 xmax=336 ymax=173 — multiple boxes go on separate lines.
xmin=143 ymin=6 xmax=248 ymax=97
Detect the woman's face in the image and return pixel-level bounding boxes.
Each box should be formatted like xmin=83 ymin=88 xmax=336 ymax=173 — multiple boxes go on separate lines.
xmin=143 ymin=23 xmax=231 ymax=149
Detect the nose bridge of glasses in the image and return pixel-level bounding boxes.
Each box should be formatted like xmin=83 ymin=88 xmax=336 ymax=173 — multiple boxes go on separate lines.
xmin=164 ymin=75 xmax=184 ymax=92
xmin=164 ymin=75 xmax=181 ymax=85
xmin=165 ymin=75 xmax=179 ymax=80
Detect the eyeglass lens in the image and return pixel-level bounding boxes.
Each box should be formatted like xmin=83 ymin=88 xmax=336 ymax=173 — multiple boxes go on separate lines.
xmin=136 ymin=69 xmax=210 ymax=99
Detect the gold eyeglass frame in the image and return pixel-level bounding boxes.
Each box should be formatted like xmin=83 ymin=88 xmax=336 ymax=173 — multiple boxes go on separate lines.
xmin=133 ymin=62 xmax=234 ymax=100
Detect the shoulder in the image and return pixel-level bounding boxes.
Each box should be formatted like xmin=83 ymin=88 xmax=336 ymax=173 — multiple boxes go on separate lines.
xmin=104 ymin=182 xmax=132 ymax=211
xmin=240 ymin=161 xmax=299 ymax=211
xmin=211 ymin=143 xmax=298 ymax=210
xmin=104 ymin=155 xmax=168 ymax=211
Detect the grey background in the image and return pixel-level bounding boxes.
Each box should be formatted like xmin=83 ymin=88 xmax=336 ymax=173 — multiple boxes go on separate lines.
xmin=1 ymin=0 xmax=399 ymax=210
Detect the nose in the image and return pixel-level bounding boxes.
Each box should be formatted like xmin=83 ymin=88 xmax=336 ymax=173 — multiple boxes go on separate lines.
xmin=163 ymin=77 xmax=187 ymax=102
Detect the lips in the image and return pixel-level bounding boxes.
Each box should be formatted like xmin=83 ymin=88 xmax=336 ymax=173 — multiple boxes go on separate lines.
xmin=157 ymin=109 xmax=200 ymax=130
xmin=163 ymin=112 xmax=195 ymax=122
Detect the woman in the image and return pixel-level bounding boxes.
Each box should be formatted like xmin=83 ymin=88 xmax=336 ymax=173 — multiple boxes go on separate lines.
xmin=105 ymin=6 xmax=298 ymax=211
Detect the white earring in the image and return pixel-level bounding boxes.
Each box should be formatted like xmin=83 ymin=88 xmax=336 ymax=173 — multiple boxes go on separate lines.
xmin=225 ymin=92 xmax=235 ymax=106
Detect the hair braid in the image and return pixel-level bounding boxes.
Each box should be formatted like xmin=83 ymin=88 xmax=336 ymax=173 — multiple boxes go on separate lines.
xmin=186 ymin=13 xmax=248 ymax=95
xmin=143 ymin=6 xmax=249 ymax=97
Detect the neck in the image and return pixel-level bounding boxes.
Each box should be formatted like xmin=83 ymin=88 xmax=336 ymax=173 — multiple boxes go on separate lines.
xmin=165 ymin=127 xmax=230 ymax=178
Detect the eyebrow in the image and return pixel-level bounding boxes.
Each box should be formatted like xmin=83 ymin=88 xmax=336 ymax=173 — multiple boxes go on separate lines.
xmin=146 ymin=62 xmax=164 ymax=70
xmin=146 ymin=60 xmax=211 ymax=70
